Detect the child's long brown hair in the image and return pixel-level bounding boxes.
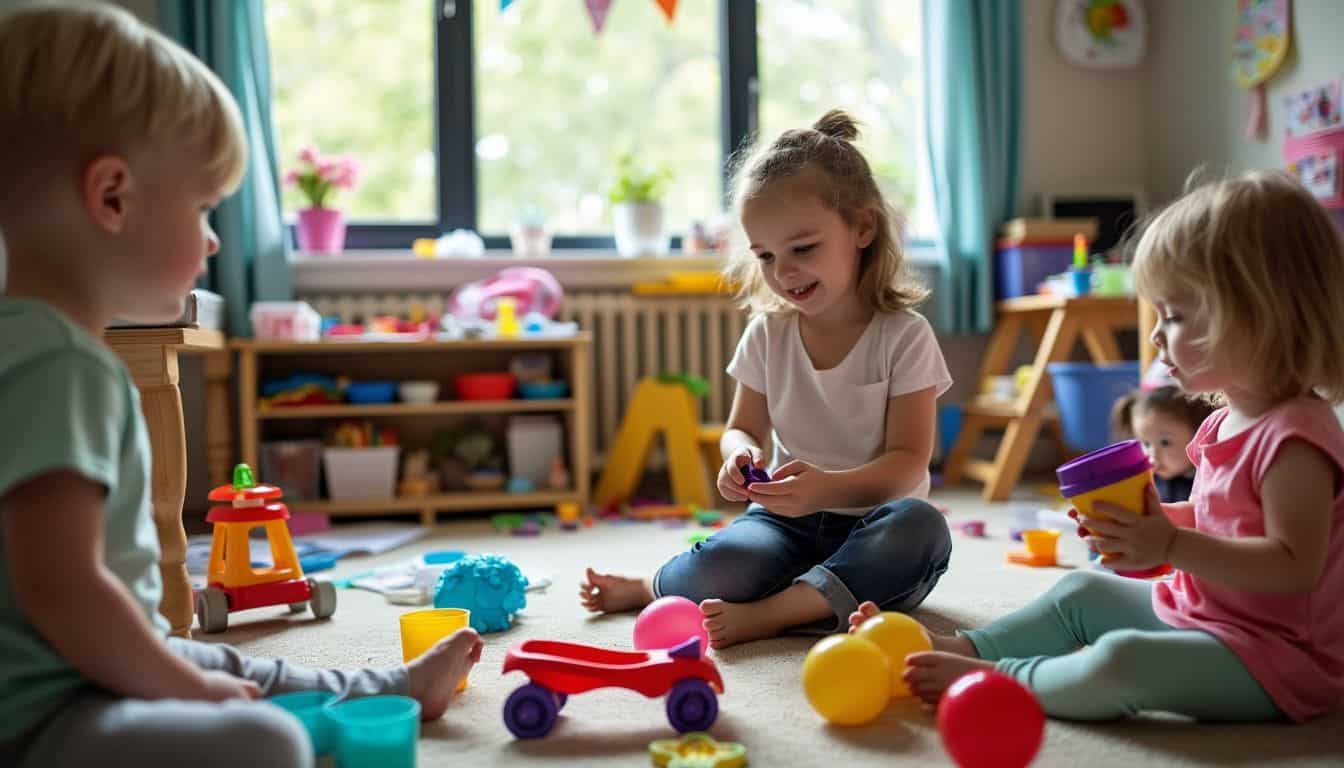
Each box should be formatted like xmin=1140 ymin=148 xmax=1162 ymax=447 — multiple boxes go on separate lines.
xmin=723 ymin=109 xmax=927 ymax=316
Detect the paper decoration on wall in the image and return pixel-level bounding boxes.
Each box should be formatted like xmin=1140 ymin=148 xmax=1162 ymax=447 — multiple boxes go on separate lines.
xmin=1054 ymin=0 xmax=1146 ymax=69
xmin=1284 ymin=80 xmax=1342 ymax=139
xmin=655 ymin=0 xmax=677 ymax=23
xmin=1233 ymin=0 xmax=1291 ymax=141
xmin=585 ymin=0 xmax=613 ymax=33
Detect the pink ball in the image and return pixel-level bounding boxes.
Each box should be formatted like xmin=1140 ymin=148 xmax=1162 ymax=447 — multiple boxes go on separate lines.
xmin=633 ymin=596 xmax=709 ymax=651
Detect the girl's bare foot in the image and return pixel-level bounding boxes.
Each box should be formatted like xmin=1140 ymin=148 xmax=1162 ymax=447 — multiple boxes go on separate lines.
xmin=903 ymin=652 xmax=996 ymax=706
xmin=407 ymin=627 xmax=483 ymax=721
xmin=846 ymin=601 xmax=979 ymax=655
xmin=699 ymin=599 xmax=789 ymax=649
xmin=578 ymin=568 xmax=654 ymax=614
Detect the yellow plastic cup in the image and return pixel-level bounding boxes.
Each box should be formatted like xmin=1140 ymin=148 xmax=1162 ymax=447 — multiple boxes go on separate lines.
xmin=1058 ymin=440 xmax=1169 ymax=578
xmin=1022 ymin=529 xmax=1061 ymax=558
xmin=399 ymin=607 xmax=471 ymax=691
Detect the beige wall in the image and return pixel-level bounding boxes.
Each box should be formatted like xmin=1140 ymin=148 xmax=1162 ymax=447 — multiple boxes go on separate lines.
xmin=1020 ymin=0 xmax=1151 ymax=217
xmin=1147 ymin=0 xmax=1344 ymax=205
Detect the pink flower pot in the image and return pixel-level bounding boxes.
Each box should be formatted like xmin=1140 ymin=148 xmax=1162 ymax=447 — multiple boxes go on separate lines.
xmin=296 ymin=208 xmax=346 ymax=253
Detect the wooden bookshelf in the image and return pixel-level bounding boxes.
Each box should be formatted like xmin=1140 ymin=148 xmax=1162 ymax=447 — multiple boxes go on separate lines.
xmin=233 ymin=334 xmax=592 ymax=526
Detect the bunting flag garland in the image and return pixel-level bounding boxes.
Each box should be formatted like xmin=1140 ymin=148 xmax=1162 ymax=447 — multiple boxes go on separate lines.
xmin=501 ymin=0 xmax=678 ymax=35
xmin=585 ymin=0 xmax=613 ymax=33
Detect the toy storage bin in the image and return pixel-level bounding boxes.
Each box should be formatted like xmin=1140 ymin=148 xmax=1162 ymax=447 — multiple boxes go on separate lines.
xmin=260 ymin=440 xmax=323 ymax=501
xmin=1048 ymin=361 xmax=1140 ymax=452
xmin=994 ymin=240 xmax=1074 ymax=299
xmin=249 ymin=301 xmax=322 ymax=341
xmin=507 ymin=415 xmax=563 ymax=487
xmin=323 ymin=446 xmax=401 ymax=500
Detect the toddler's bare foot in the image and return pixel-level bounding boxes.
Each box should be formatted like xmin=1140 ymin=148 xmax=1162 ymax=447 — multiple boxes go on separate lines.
xmin=699 ymin=599 xmax=789 ymax=649
xmin=903 ymin=651 xmax=996 ymax=707
xmin=579 ymin=568 xmax=654 ymax=614
xmin=408 ymin=627 xmax=482 ymax=721
xmin=846 ymin=601 xmax=979 ymax=655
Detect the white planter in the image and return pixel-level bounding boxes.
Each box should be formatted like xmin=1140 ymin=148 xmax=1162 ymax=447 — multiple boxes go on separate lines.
xmin=613 ymin=202 xmax=669 ymax=257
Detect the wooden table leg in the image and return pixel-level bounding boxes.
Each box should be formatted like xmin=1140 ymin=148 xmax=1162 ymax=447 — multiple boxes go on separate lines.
xmin=1139 ymin=300 xmax=1159 ymax=372
xmin=984 ymin=309 xmax=1079 ymax=501
xmin=137 ymin=349 xmax=194 ymax=639
xmin=944 ymin=314 xmax=1024 ymax=485
xmin=203 ymin=350 xmax=233 ymax=487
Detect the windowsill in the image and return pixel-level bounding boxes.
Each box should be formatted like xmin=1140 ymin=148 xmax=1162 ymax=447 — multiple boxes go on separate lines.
xmin=290 ymin=243 xmax=940 ymax=293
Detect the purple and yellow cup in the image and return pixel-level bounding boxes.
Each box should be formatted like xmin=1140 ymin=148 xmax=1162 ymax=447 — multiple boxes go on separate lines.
xmin=1056 ymin=440 xmax=1171 ymax=579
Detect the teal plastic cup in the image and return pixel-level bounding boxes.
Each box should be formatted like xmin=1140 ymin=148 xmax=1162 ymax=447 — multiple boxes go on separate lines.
xmin=327 ymin=695 xmax=420 ymax=768
xmin=267 ymin=691 xmax=336 ymax=756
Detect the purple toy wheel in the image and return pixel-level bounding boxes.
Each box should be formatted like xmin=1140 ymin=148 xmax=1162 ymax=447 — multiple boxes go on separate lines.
xmin=666 ymin=678 xmax=718 ymax=733
xmin=504 ymin=683 xmax=559 ymax=739
xmin=554 ymin=692 xmax=568 ymax=711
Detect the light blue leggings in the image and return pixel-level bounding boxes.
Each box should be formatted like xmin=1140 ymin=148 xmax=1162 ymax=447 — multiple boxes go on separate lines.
xmin=962 ymin=571 xmax=1282 ymax=721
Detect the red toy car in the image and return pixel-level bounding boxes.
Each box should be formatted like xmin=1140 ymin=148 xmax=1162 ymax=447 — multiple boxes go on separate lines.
xmin=501 ymin=637 xmax=724 ymax=738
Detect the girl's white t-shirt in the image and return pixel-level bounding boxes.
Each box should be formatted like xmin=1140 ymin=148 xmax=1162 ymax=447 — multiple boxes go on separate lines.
xmin=726 ymin=309 xmax=952 ymax=513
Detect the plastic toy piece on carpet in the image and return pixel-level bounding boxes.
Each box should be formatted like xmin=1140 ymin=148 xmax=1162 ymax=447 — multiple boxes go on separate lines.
xmin=649 ymin=732 xmax=747 ymax=768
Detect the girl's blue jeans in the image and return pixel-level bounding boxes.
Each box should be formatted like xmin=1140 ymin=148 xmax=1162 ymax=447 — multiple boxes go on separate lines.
xmin=653 ymin=498 xmax=952 ymax=632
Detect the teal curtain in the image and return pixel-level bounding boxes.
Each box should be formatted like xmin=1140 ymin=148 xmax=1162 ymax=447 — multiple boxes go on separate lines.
xmin=922 ymin=0 xmax=1022 ymax=334
xmin=160 ymin=0 xmax=290 ymax=337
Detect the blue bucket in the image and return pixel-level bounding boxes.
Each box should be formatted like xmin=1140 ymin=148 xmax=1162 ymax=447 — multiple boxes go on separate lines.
xmin=1047 ymin=361 xmax=1140 ymax=452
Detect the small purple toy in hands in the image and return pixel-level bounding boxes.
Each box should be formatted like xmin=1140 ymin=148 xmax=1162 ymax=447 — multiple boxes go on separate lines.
xmin=742 ymin=466 xmax=771 ymax=488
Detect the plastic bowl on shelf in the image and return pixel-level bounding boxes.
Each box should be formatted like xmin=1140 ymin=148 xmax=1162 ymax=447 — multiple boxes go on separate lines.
xmin=346 ymin=381 xmax=398 ymax=404
xmin=455 ymin=372 xmax=516 ymax=401
xmin=517 ymin=380 xmax=569 ymax=399
xmin=398 ymin=380 xmax=440 ymax=404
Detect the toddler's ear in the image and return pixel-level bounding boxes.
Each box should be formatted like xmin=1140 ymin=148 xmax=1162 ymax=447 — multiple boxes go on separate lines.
xmin=81 ymin=154 xmax=134 ymax=234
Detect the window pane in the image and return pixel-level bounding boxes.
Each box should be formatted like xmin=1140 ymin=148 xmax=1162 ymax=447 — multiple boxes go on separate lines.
xmin=266 ymin=0 xmax=435 ymax=222
xmin=757 ymin=0 xmax=924 ymax=225
xmin=475 ymin=2 xmax=721 ymax=236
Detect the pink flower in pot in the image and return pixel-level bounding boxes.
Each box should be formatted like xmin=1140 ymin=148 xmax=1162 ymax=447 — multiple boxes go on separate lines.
xmin=286 ymin=146 xmax=361 ymax=253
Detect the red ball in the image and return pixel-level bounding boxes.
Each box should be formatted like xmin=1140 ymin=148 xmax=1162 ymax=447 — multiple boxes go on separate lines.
xmin=937 ymin=671 xmax=1044 ymax=768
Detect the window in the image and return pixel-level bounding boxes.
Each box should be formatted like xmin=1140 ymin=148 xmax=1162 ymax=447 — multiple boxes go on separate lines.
xmin=265 ymin=1 xmax=925 ymax=250
xmin=758 ymin=0 xmax=925 ymax=228
xmin=267 ymin=0 xmax=436 ymax=222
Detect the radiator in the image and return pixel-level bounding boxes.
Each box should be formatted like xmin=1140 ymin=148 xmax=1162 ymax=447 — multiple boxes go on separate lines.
xmin=559 ymin=293 xmax=746 ymax=462
xmin=304 ymin=290 xmax=748 ymax=465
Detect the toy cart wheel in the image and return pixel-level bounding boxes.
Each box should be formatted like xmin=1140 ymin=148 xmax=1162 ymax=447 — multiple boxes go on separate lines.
xmin=196 ymin=588 xmax=229 ymax=633
xmin=503 ymin=683 xmax=559 ymax=739
xmin=666 ymin=678 xmax=718 ymax=733
xmin=308 ymin=579 xmax=337 ymax=619
xmin=288 ymin=602 xmax=307 ymax=614
xmin=554 ymin=692 xmax=568 ymax=711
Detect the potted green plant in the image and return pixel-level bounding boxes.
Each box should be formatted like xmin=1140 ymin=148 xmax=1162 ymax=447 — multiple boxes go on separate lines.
xmin=608 ymin=153 xmax=673 ymax=257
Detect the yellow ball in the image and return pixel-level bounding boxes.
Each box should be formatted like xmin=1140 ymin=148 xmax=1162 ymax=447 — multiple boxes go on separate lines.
xmin=801 ymin=634 xmax=891 ymax=725
xmin=855 ymin=612 xmax=932 ymax=698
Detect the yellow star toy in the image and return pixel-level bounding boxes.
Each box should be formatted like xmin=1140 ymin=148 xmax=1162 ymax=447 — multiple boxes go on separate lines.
xmin=649 ymin=732 xmax=747 ymax=768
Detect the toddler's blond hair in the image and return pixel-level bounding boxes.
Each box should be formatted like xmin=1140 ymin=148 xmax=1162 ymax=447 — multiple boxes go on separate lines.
xmin=1133 ymin=170 xmax=1344 ymax=402
xmin=724 ymin=109 xmax=927 ymax=316
xmin=0 ymin=1 xmax=247 ymax=219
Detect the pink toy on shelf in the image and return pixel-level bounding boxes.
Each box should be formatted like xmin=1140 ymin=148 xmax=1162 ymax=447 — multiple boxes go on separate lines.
xmin=501 ymin=637 xmax=724 ymax=738
xmin=447 ymin=267 xmax=564 ymax=322
xmin=634 ymin=596 xmax=711 ymax=651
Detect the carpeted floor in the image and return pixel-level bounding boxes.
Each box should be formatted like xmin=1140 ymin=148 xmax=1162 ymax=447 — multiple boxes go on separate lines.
xmin=212 ymin=488 xmax=1344 ymax=766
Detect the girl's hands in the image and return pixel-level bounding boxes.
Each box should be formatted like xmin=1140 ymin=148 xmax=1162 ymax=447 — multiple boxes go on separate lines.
xmin=746 ymin=460 xmax=832 ymax=517
xmin=1086 ymin=484 xmax=1177 ymax=571
xmin=717 ymin=446 xmax=764 ymax=503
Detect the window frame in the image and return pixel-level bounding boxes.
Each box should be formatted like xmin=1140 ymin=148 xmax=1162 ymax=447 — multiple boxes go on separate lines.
xmin=333 ymin=0 xmax=756 ymax=251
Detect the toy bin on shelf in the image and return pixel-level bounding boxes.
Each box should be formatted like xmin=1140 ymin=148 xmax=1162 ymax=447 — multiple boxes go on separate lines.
xmin=1047 ymin=361 xmax=1140 ymax=452
xmin=507 ymin=415 xmax=564 ymax=487
xmin=260 ymin=440 xmax=323 ymax=501
xmin=994 ymin=240 xmax=1075 ymax=299
xmin=323 ymin=446 xmax=400 ymax=500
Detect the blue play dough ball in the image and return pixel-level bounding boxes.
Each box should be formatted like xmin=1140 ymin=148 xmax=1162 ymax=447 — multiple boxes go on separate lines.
xmin=432 ymin=554 xmax=528 ymax=634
